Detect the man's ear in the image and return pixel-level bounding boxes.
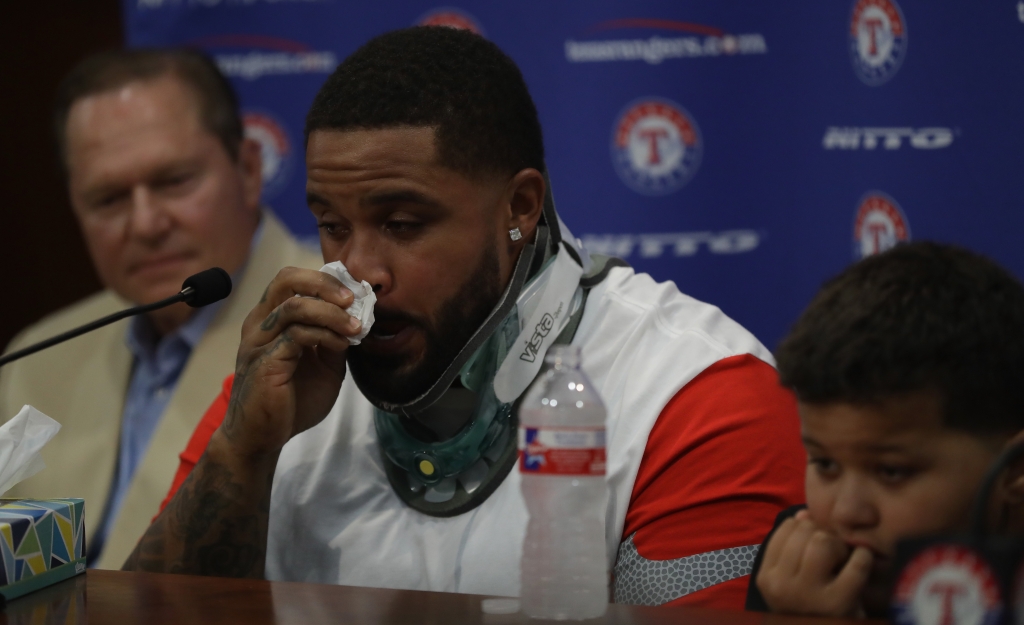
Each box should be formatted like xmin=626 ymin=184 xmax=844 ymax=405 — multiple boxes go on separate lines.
xmin=237 ymin=137 xmax=264 ymax=214
xmin=504 ymin=168 xmax=545 ymax=246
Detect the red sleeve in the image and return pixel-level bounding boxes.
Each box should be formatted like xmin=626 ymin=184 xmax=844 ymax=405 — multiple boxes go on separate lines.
xmin=155 ymin=374 xmax=234 ymax=518
xmin=618 ymin=354 xmax=805 ymax=610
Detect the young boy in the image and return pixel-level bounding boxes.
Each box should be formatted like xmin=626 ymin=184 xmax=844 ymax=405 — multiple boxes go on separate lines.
xmin=746 ymin=241 xmax=1024 ymax=617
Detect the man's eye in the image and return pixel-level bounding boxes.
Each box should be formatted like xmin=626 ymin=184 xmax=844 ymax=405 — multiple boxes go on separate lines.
xmin=318 ymin=222 xmax=341 ymax=235
xmin=94 ymin=192 xmax=129 ymax=209
xmin=876 ymin=465 xmax=916 ymax=484
xmin=155 ymin=173 xmax=195 ymax=190
xmin=386 ymin=220 xmax=422 ymax=234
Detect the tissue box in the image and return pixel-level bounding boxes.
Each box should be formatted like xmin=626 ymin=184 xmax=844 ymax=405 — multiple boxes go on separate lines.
xmin=0 ymin=499 xmax=85 ymax=601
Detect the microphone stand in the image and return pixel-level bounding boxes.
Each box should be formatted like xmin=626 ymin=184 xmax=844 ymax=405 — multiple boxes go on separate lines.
xmin=0 ymin=287 xmax=196 ymax=369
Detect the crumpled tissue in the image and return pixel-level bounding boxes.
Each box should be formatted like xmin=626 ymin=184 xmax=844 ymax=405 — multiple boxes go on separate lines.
xmin=0 ymin=405 xmax=60 ymax=496
xmin=320 ymin=261 xmax=376 ymax=345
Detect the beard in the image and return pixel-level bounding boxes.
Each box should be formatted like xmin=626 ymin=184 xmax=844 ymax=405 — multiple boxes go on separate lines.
xmin=347 ymin=244 xmax=503 ymax=406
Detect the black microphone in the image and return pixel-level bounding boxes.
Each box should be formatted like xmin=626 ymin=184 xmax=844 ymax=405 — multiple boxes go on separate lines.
xmin=0 ymin=267 xmax=232 ymax=369
xmin=180 ymin=267 xmax=233 ymax=307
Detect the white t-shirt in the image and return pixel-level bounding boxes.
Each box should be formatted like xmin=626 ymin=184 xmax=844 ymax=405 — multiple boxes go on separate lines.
xmin=266 ymin=266 xmax=772 ymax=595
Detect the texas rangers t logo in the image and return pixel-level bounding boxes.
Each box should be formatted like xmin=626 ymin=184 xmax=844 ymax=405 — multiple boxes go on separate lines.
xmin=416 ymin=7 xmax=484 ymax=35
xmin=853 ymin=191 xmax=911 ymax=259
xmin=243 ymin=111 xmax=293 ymax=203
xmin=892 ymin=545 xmax=1002 ymax=625
xmin=611 ymin=97 xmax=703 ymax=196
xmin=849 ymin=0 xmax=908 ymax=86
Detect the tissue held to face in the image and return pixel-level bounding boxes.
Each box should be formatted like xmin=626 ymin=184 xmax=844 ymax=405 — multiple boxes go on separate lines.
xmin=306 ymin=127 xmax=519 ymax=405
xmin=797 ymin=391 xmax=1002 ymax=611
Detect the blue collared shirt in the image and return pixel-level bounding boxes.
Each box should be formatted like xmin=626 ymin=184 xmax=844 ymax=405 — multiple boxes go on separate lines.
xmin=90 ymin=221 xmax=265 ymax=561
xmin=89 ymin=299 xmax=223 ymax=560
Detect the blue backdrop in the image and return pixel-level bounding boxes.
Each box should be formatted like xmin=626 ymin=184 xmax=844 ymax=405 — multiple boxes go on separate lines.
xmin=123 ymin=0 xmax=1024 ymax=351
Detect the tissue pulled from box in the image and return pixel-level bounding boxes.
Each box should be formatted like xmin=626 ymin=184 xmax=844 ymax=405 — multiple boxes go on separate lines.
xmin=0 ymin=406 xmax=60 ymax=497
xmin=320 ymin=261 xmax=376 ymax=345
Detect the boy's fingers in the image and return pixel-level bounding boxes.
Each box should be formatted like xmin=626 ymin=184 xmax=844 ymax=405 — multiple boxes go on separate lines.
xmin=801 ymin=531 xmax=850 ymax=578
xmin=775 ymin=518 xmax=817 ymax=575
xmin=794 ymin=509 xmax=811 ymax=521
xmin=760 ymin=518 xmax=798 ymax=570
xmin=829 ymin=546 xmax=873 ymax=605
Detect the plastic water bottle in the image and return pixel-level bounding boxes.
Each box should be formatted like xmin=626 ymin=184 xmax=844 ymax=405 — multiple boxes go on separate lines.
xmin=518 ymin=345 xmax=608 ymax=620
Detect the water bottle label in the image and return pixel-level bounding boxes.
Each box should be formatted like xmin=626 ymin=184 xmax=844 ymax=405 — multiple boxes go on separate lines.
xmin=518 ymin=427 xmax=607 ymax=475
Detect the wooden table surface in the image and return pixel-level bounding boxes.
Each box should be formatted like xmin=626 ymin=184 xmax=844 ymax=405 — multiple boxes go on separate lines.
xmin=0 ymin=570 xmax=866 ymax=625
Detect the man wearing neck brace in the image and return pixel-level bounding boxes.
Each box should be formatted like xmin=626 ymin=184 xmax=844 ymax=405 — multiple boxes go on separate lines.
xmin=124 ymin=27 xmax=804 ymax=610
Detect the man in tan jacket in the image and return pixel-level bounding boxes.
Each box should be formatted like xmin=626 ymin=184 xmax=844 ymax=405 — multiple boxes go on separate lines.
xmin=0 ymin=49 xmax=320 ymax=569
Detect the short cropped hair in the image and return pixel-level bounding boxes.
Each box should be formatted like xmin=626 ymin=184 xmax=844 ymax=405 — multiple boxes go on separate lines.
xmin=777 ymin=242 xmax=1024 ymax=435
xmin=305 ymin=26 xmax=545 ymax=179
xmin=54 ymin=48 xmax=243 ymax=169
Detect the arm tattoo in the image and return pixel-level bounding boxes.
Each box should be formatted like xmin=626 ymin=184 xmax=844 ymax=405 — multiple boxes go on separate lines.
xmin=223 ymin=363 xmax=252 ymax=445
xmin=223 ymin=332 xmax=290 ymax=444
xmin=260 ymin=309 xmax=280 ymax=331
xmin=122 ymin=451 xmax=273 ymax=578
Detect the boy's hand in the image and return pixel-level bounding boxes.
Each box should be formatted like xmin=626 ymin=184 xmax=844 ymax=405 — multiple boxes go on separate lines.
xmin=756 ymin=510 xmax=874 ymax=617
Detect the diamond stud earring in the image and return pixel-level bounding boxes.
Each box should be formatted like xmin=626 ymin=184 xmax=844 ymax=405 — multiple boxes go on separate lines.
xmin=509 ymin=228 xmax=523 ymax=241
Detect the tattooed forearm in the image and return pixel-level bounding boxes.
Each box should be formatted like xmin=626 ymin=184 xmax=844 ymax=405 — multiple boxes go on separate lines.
xmin=122 ymin=512 xmax=167 ymax=571
xmin=122 ymin=442 xmax=276 ymax=578
xmin=196 ymin=515 xmax=263 ymax=576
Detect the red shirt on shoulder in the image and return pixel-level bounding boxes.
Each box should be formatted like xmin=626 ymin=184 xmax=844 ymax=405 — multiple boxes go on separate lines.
xmin=614 ymin=354 xmax=804 ymax=609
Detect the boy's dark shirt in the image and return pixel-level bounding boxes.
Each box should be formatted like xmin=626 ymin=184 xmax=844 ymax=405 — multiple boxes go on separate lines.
xmin=745 ymin=504 xmax=807 ymax=611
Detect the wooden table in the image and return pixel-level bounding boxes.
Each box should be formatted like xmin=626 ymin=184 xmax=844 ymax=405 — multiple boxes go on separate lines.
xmin=0 ymin=570 xmax=864 ymax=625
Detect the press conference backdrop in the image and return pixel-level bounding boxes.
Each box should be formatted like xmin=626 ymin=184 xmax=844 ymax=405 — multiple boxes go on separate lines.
xmin=124 ymin=1 xmax=1024 ymax=350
